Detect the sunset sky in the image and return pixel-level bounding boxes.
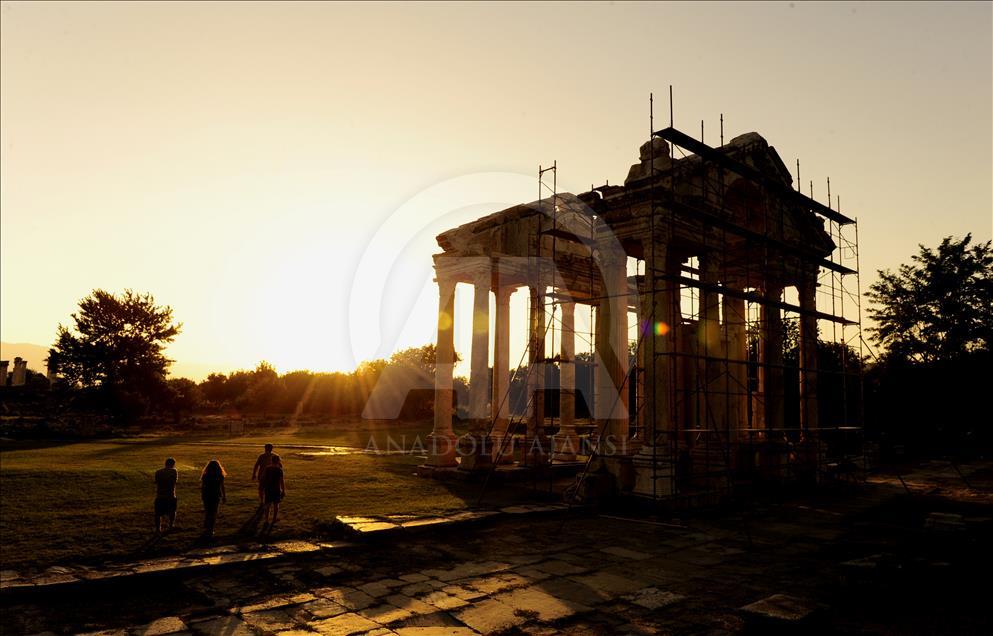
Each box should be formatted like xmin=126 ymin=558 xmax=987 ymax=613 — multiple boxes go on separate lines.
xmin=2 ymin=1 xmax=990 ymax=379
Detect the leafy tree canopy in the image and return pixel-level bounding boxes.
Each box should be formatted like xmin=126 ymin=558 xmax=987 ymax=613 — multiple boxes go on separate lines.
xmin=48 ymin=289 xmax=182 ymax=391
xmin=867 ymin=234 xmax=992 ymax=363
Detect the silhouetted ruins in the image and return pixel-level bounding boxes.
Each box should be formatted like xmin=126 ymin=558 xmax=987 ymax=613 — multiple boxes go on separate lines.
xmin=422 ymin=124 xmax=865 ymax=501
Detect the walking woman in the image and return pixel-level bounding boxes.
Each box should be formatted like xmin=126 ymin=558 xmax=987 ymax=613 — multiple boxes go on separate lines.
xmin=200 ymin=459 xmax=227 ymax=538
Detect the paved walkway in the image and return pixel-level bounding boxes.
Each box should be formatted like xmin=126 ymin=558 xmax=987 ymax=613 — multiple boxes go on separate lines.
xmin=2 ymin=461 xmax=991 ymax=635
xmin=0 ymin=505 xmax=566 ymax=591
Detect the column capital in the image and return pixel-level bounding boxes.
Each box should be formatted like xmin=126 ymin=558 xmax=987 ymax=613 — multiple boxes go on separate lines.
xmin=763 ymin=282 xmax=785 ymax=298
xmin=434 ymin=268 xmax=457 ymax=292
xmin=471 ymin=263 xmax=492 ymax=288
xmin=698 ymin=249 xmax=721 ymax=272
xmin=596 ymin=245 xmax=628 ymax=269
xmin=799 ymin=267 xmax=820 ymax=289
xmin=642 ymin=240 xmax=685 ymax=277
xmin=493 ymin=285 xmax=514 ymax=302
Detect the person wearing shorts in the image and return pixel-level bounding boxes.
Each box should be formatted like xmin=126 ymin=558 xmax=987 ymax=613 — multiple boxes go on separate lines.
xmin=154 ymin=457 xmax=179 ymax=533
xmin=252 ymin=444 xmax=279 ymax=504
xmin=260 ymin=457 xmax=285 ymax=529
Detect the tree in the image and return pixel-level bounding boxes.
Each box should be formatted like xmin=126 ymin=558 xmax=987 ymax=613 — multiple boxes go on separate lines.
xmin=866 ymin=235 xmax=993 ymax=363
xmin=49 ymin=290 xmax=181 ymax=407
xmin=237 ymin=361 xmax=285 ymax=414
xmin=161 ymin=377 xmax=203 ymax=420
xmin=199 ymin=372 xmax=231 ymax=405
xmin=389 ymin=344 xmax=440 ymax=376
xmin=865 ymin=235 xmax=993 ymax=454
xmin=385 ymin=345 xmax=448 ymax=419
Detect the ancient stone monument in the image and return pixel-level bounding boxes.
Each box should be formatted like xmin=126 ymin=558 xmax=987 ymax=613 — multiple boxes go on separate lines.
xmin=11 ymin=357 xmax=28 ymax=387
xmin=422 ymin=126 xmax=863 ymax=500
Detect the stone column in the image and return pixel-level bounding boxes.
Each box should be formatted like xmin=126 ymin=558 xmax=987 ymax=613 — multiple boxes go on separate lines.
xmin=799 ymin=274 xmax=819 ymax=431
xmin=600 ymin=249 xmax=631 ymax=455
xmin=491 ymin=286 xmax=514 ymax=463
xmin=427 ymin=273 xmax=458 ymax=467
xmin=722 ymin=288 xmax=748 ymax=439
xmin=46 ymin=359 xmax=56 ymax=389
xmin=632 ymin=240 xmax=677 ymax=496
xmin=634 ymin=280 xmax=646 ymax=441
xmin=460 ymin=268 xmax=493 ymax=470
xmin=760 ymin=285 xmax=785 ymax=431
xmin=553 ymin=299 xmax=579 ymax=461
xmin=11 ymin=357 xmax=27 ymax=387
xmin=698 ymin=253 xmax=724 ymax=433
xmin=0 ymin=360 xmax=8 ymax=388
xmin=526 ymin=286 xmax=549 ymax=466
xmin=593 ymin=304 xmax=605 ymax=425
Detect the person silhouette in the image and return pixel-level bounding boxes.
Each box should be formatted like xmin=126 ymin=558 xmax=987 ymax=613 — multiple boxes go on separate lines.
xmin=260 ymin=456 xmax=285 ymax=531
xmin=252 ymin=444 xmax=280 ymax=505
xmin=200 ymin=459 xmax=227 ymax=538
xmin=154 ymin=457 xmax=179 ymax=533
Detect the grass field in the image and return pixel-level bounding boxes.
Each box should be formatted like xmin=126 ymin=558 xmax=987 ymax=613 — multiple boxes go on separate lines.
xmin=0 ymin=421 xmax=480 ymax=572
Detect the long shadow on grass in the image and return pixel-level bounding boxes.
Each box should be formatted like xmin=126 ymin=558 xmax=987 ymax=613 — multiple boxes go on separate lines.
xmin=0 ymin=439 xmax=87 ymax=453
xmin=83 ymin=437 xmax=202 ymax=458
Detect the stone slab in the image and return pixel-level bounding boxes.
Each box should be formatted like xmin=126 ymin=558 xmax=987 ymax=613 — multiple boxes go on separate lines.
xmin=599 ymin=546 xmax=652 ymax=560
xmin=567 ymin=571 xmax=644 ymax=599
xmin=494 ymin=585 xmax=591 ymax=622
xmin=623 ymin=587 xmax=686 ymax=610
xmin=236 ymin=592 xmax=317 ymax=614
xmin=394 ymin=628 xmax=476 ymax=636
xmin=315 ymin=565 xmax=344 ymax=577
xmin=315 ymin=587 xmax=377 ymax=611
xmin=530 ymin=559 xmax=588 ymax=576
xmin=419 ymin=590 xmax=469 ymax=611
xmin=464 ymin=572 xmax=531 ymax=595
xmin=309 ymin=612 xmax=382 ymax=636
xmin=453 ymin=598 xmax=527 ymax=633
xmin=399 ymin=582 xmax=436 ymax=596
xmin=299 ymin=598 xmax=350 ymax=619
xmin=385 ymin=594 xmax=439 ymax=617
xmin=353 ymin=522 xmax=402 ymax=534
xmin=439 ymin=584 xmax=488 ymax=602
xmin=740 ymin=594 xmax=818 ymax=623
xmin=132 ymin=616 xmax=189 ymax=636
xmin=272 ymin=540 xmax=322 ymax=553
xmin=241 ymin=609 xmax=300 ymax=632
xmin=189 ymin=615 xmax=254 ymax=636
xmin=359 ymin=579 xmax=405 ymax=598
xmin=400 ymin=518 xmax=452 ymax=529
xmin=359 ymin=602 xmax=413 ymax=625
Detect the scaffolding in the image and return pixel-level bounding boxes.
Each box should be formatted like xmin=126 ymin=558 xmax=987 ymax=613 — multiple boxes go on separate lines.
xmin=618 ymin=94 xmax=864 ymax=501
xmin=467 ymin=92 xmax=865 ymax=505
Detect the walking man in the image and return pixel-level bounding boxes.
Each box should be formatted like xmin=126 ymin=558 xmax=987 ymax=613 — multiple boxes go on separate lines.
xmin=252 ymin=444 xmax=279 ymax=504
xmin=154 ymin=457 xmax=179 ymax=533
xmin=260 ymin=457 xmax=285 ymax=531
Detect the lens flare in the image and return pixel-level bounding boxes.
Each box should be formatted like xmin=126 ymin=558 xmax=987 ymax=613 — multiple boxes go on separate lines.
xmin=654 ymin=321 xmax=670 ymax=336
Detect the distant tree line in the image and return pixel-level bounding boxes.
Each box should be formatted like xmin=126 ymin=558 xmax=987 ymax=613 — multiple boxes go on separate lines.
xmin=28 ymin=234 xmax=993 ymax=455
xmin=171 ymin=348 xmax=456 ymax=420
xmin=40 ymin=289 xmax=460 ymax=423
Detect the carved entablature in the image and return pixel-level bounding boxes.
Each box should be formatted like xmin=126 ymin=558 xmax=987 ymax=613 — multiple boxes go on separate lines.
xmin=435 ymin=131 xmax=838 ymax=296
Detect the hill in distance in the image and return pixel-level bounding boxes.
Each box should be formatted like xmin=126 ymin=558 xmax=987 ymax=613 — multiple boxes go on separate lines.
xmin=0 ymin=342 xmax=50 ymax=372
xmin=0 ymin=342 xmax=225 ymax=380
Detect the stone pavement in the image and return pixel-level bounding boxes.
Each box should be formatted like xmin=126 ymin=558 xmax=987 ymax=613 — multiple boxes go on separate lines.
xmin=0 ymin=505 xmax=567 ymax=592
xmin=2 ymin=461 xmax=991 ymax=635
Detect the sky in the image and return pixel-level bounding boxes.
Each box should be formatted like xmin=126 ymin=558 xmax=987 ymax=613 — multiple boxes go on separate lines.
xmin=2 ymin=1 xmax=991 ymax=379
